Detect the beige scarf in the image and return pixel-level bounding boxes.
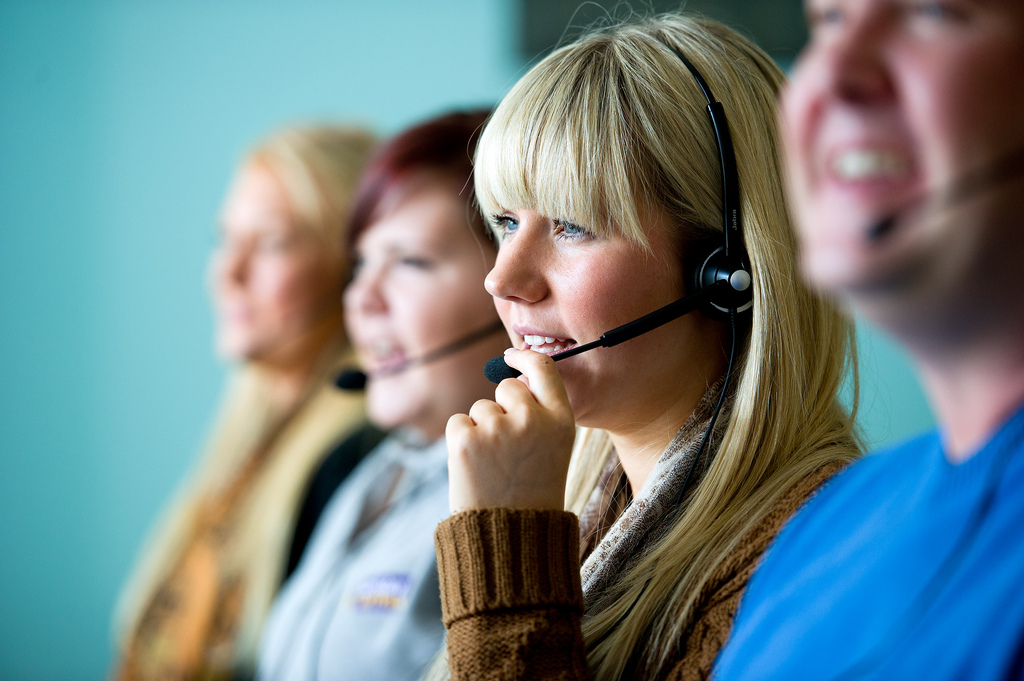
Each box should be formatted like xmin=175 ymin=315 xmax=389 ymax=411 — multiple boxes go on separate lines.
xmin=578 ymin=378 xmax=733 ymax=609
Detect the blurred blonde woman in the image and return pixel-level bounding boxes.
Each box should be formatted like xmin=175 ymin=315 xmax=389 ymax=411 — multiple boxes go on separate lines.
xmin=431 ymin=14 xmax=861 ymax=681
xmin=113 ymin=125 xmax=375 ymax=681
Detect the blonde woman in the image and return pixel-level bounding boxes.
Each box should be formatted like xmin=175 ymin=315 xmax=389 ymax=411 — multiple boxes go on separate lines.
xmin=433 ymin=14 xmax=861 ymax=680
xmin=113 ymin=125 xmax=375 ymax=681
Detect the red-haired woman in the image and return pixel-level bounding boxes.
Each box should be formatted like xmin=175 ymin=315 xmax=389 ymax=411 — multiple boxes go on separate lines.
xmin=256 ymin=110 xmax=507 ymax=681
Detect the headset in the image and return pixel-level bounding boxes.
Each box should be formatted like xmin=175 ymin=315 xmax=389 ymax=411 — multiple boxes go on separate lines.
xmin=673 ymin=48 xmax=753 ymax=318
xmin=662 ymin=46 xmax=750 ymax=499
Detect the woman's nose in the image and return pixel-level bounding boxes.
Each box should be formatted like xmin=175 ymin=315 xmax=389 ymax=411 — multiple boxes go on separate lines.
xmin=219 ymin=241 xmax=251 ymax=286
xmin=484 ymin=231 xmax=548 ymax=304
xmin=344 ymin=261 xmax=388 ymax=317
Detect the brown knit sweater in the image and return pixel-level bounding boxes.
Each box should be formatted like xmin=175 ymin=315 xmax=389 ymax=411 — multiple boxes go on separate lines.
xmin=435 ymin=462 xmax=843 ymax=681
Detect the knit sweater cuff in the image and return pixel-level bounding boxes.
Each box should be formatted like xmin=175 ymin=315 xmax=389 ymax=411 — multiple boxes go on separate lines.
xmin=435 ymin=508 xmax=584 ymax=628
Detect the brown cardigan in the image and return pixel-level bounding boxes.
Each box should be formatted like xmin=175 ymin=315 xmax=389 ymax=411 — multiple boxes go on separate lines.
xmin=435 ymin=463 xmax=843 ymax=681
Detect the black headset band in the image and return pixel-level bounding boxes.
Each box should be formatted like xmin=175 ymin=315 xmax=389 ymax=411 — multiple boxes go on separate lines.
xmin=669 ymin=48 xmax=745 ymax=263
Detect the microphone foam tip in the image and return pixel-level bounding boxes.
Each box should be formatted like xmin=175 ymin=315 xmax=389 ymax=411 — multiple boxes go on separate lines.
xmin=334 ymin=369 xmax=368 ymax=391
xmin=484 ymin=355 xmax=521 ymax=384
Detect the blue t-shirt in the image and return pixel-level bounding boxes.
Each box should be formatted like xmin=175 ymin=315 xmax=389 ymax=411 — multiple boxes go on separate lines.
xmin=714 ymin=403 xmax=1024 ymax=680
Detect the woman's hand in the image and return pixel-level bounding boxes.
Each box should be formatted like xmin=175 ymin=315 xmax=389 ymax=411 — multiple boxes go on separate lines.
xmin=446 ymin=349 xmax=576 ymax=513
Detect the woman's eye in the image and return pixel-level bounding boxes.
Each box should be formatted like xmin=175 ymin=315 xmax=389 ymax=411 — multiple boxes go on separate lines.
xmin=553 ymin=219 xmax=592 ymax=241
xmin=907 ymin=1 xmax=966 ymax=22
xmin=257 ymin=234 xmax=293 ymax=252
xmin=492 ymin=214 xmax=519 ymax=237
xmin=349 ymin=255 xmax=365 ymax=276
xmin=399 ymin=255 xmax=433 ymax=269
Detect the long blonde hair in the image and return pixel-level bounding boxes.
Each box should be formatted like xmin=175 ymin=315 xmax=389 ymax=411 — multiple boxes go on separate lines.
xmin=114 ymin=125 xmax=375 ymax=673
xmin=434 ymin=14 xmax=860 ymax=680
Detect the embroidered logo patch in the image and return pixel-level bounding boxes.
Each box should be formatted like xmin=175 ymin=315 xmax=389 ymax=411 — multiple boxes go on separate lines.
xmin=352 ymin=574 xmax=412 ymax=611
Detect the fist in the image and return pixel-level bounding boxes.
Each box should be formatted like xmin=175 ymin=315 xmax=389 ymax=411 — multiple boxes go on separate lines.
xmin=446 ymin=350 xmax=576 ymax=513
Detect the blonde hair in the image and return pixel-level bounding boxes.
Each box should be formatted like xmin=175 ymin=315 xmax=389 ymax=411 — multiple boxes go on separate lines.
xmin=251 ymin=126 xmax=376 ymax=254
xmin=432 ymin=13 xmax=860 ymax=680
xmin=114 ymin=125 xmax=375 ymax=674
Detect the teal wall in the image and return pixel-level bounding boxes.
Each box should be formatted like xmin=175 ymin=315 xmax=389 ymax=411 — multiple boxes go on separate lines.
xmin=0 ymin=2 xmax=520 ymax=678
xmin=854 ymin=324 xmax=935 ymax=449
xmin=0 ymin=2 xmax=932 ymax=679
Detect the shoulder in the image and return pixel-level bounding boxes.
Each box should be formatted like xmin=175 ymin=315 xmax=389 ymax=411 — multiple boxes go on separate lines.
xmin=830 ymin=430 xmax=937 ymax=489
xmin=669 ymin=461 xmax=852 ymax=681
xmin=315 ymin=424 xmax=390 ymax=485
xmin=769 ymin=431 xmax=939 ymax=553
xmin=707 ymin=460 xmax=850 ymax=602
xmin=306 ymin=424 xmax=392 ymax=506
xmin=285 ymin=423 xmax=389 ymax=579
xmin=731 ymin=430 xmax=940 ymax=614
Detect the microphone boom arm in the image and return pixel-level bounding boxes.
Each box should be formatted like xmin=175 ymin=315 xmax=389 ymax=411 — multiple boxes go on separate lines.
xmin=554 ymin=280 xmax=728 ymax=360
xmin=485 ymin=280 xmax=729 ymax=383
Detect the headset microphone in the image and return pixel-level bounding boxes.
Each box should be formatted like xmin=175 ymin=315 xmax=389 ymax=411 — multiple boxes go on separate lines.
xmin=336 ymin=318 xmax=506 ymax=391
xmin=484 ymin=279 xmax=735 ymax=383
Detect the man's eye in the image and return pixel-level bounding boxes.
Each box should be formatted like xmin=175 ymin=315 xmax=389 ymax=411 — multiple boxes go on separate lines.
xmin=808 ymin=4 xmax=845 ymax=30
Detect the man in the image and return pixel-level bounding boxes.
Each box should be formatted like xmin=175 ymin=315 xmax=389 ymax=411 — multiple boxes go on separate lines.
xmin=714 ymin=1 xmax=1024 ymax=678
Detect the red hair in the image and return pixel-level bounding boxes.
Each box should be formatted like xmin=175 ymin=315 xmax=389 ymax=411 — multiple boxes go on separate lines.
xmin=348 ymin=109 xmax=492 ymax=245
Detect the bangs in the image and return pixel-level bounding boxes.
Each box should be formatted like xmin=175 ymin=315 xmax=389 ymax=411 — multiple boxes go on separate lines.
xmin=252 ymin=140 xmax=330 ymax=240
xmin=474 ymin=41 xmax=651 ymax=247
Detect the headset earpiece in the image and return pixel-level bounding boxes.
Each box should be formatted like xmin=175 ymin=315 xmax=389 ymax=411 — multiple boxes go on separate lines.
xmin=696 ymin=246 xmax=753 ymax=319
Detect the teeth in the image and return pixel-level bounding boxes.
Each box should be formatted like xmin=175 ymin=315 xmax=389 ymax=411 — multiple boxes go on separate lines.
xmin=527 ymin=344 xmax=567 ymax=354
xmin=524 ymin=334 xmax=566 ymax=345
xmin=370 ymin=339 xmax=398 ymax=359
xmin=833 ymin=150 xmax=909 ymax=180
xmin=520 ymin=333 xmax=575 ymax=356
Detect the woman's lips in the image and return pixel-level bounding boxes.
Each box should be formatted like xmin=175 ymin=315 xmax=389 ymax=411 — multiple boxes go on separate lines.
xmin=357 ymin=338 xmax=408 ymax=373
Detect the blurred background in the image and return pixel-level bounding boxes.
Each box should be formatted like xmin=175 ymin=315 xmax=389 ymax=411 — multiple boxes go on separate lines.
xmin=0 ymin=1 xmax=933 ymax=678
